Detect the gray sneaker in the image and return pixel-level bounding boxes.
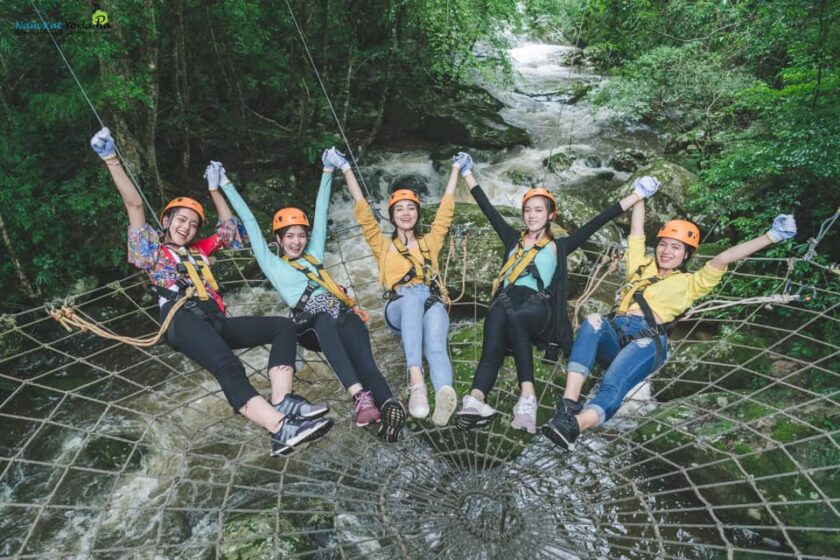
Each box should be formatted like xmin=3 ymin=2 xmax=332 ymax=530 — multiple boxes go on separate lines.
xmin=271 ymin=415 xmax=333 ymax=456
xmin=273 ymin=393 xmax=329 ymax=419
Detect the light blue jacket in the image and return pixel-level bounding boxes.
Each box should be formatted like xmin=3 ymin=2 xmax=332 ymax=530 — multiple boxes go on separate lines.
xmin=221 ymin=172 xmax=333 ymax=307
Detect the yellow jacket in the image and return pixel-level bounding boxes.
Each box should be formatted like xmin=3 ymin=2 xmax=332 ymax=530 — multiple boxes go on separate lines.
xmin=354 ymin=194 xmax=455 ymax=289
xmin=618 ymin=234 xmax=726 ymax=322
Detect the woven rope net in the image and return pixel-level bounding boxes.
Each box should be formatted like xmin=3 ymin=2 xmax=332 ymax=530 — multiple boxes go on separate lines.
xmin=1 ymin=222 xmax=838 ymax=560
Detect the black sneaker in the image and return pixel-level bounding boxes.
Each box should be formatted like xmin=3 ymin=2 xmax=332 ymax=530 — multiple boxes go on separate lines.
xmin=273 ymin=393 xmax=330 ymax=420
xmin=377 ymin=398 xmax=406 ymax=443
xmin=271 ymin=415 xmax=333 ymax=456
xmin=542 ymin=411 xmax=580 ymax=450
xmin=561 ymin=397 xmax=583 ymax=416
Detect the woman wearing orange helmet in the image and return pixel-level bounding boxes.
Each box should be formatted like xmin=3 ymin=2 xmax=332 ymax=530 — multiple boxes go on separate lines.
xmin=544 ymin=180 xmax=797 ymax=450
xmin=218 ymin=148 xmax=405 ymax=442
xmin=92 ymin=128 xmax=332 ymax=457
xmin=346 ymin=155 xmax=463 ymax=426
xmin=453 ymin=153 xmax=645 ymax=434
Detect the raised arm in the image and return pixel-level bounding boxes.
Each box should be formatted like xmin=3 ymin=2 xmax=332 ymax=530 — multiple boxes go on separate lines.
xmin=457 ymin=153 xmax=518 ymax=246
xmin=308 ymin=170 xmax=333 ymax=261
xmin=205 ymin=160 xmax=233 ymax=222
xmin=219 ymin=181 xmax=274 ymax=267
xmin=709 ymin=214 xmax=796 ymax=270
xmin=443 ymin=163 xmax=459 ymax=196
xmin=91 ymin=128 xmax=145 ymax=229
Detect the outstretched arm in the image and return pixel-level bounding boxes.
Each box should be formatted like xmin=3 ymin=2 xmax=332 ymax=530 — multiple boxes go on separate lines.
xmin=91 ymin=128 xmax=145 ymax=229
xmin=708 ymin=214 xmax=796 ymax=270
xmin=458 ymin=153 xmax=518 ymax=246
xmin=630 ymin=196 xmax=645 ymax=236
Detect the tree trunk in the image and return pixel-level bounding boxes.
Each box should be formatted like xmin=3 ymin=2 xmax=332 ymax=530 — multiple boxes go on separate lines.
xmin=0 ymin=211 xmax=40 ymax=299
xmin=365 ymin=0 xmax=398 ymax=147
xmin=175 ymin=0 xmax=191 ymax=184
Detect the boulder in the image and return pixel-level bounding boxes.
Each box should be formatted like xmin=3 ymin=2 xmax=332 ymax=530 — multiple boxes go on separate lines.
xmin=542 ymin=152 xmax=574 ymax=173
xmin=608 ymin=148 xmax=653 ymax=172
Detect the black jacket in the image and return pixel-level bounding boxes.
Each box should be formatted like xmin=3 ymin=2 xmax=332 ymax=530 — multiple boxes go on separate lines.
xmin=471 ymin=184 xmax=622 ymax=357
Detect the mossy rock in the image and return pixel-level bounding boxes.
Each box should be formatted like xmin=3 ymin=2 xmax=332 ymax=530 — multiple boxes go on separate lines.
xmin=634 ymin=389 xmax=840 ymax=556
xmin=220 ymin=512 xmax=313 ymax=559
xmin=608 ymin=148 xmax=654 ymax=172
xmin=607 ymin=161 xmax=700 ymax=239
xmin=504 ymin=168 xmax=538 ymax=187
xmin=79 ymin=435 xmax=146 ymax=471
xmin=542 ymin=152 xmax=573 ymax=173
xmin=656 ymin=330 xmax=775 ymax=401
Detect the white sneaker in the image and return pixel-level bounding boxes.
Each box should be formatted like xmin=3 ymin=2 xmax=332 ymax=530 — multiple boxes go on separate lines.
xmin=432 ymin=385 xmax=457 ymax=427
xmin=408 ymin=383 xmax=430 ymax=419
xmin=455 ymin=395 xmax=499 ymax=431
xmin=511 ymin=395 xmax=538 ymax=434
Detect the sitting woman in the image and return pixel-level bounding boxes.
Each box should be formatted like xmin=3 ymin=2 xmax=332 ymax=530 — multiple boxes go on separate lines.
xmin=218 ymin=148 xmax=406 ymax=442
xmin=91 ymin=128 xmax=332 ymax=457
xmin=345 ymin=149 xmax=461 ymax=426
xmin=454 ymin=153 xmax=648 ymax=434
xmin=543 ymin=193 xmax=797 ymax=450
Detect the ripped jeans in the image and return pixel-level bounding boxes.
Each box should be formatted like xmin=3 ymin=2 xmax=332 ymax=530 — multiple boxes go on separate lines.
xmin=567 ymin=313 xmax=667 ymax=426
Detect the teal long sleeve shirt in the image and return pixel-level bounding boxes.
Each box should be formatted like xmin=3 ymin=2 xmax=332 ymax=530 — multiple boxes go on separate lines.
xmin=221 ymin=172 xmax=334 ymax=307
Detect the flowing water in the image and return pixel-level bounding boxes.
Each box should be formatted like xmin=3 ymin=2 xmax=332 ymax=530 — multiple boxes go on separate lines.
xmin=1 ymin=35 xmax=768 ymax=559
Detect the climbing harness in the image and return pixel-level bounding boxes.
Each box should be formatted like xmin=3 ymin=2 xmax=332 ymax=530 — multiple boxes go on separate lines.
xmin=284 ymin=254 xmax=367 ymax=323
xmin=492 ymin=234 xmax=552 ymax=296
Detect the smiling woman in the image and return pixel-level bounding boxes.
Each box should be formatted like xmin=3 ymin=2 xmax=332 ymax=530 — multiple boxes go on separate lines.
xmin=219 ymin=148 xmax=407 ymax=443
xmin=91 ymin=128 xmax=333 ymax=457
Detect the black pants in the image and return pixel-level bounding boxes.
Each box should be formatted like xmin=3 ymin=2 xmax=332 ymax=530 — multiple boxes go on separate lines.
xmin=471 ymin=286 xmax=549 ymax=396
xmin=297 ymin=311 xmax=393 ymax=406
xmin=162 ymin=300 xmax=297 ymax=411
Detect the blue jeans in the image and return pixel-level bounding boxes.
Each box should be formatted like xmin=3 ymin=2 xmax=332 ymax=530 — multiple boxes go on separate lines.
xmin=567 ymin=313 xmax=667 ymax=426
xmin=384 ymin=284 xmax=453 ymax=391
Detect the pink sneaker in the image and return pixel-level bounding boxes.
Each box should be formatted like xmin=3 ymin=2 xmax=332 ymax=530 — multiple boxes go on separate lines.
xmin=353 ymin=390 xmax=381 ymax=427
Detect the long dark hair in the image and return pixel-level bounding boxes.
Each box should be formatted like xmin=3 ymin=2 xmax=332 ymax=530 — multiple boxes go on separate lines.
xmin=388 ymin=201 xmax=421 ymax=240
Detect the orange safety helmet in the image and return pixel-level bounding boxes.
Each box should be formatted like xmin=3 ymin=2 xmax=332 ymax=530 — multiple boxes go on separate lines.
xmin=161 ymin=197 xmax=205 ymax=225
xmin=273 ymin=207 xmax=310 ymax=233
xmin=522 ymin=187 xmax=557 ymax=215
xmin=388 ymin=189 xmax=421 ymax=208
xmin=657 ymin=219 xmax=700 ymax=249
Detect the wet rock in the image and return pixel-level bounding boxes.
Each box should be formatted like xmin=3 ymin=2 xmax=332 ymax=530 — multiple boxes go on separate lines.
xmin=610 ymin=161 xmax=700 ymax=239
xmin=505 ymin=169 xmax=538 ymax=187
xmin=69 ymin=276 xmax=98 ymax=296
xmin=582 ymin=156 xmax=602 ymax=168
xmin=386 ymin=174 xmax=429 ymax=196
xmin=221 ymin=513 xmax=313 ymax=559
xmin=382 ymin=85 xmax=530 ymax=150
xmin=608 ymin=148 xmax=653 ymax=172
xmin=542 ymin=152 xmax=574 ymax=173
xmin=633 ymin=389 xmax=840 ymax=556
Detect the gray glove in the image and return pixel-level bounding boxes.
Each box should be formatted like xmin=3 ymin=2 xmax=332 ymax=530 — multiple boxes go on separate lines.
xmin=452 ymin=152 xmax=474 ymax=176
xmin=203 ymin=161 xmax=230 ymax=190
xmin=766 ymin=214 xmax=797 ymax=243
xmin=633 ymin=176 xmax=660 ymax=199
xmin=322 ymin=147 xmax=350 ymax=172
xmin=90 ymin=127 xmax=116 ymax=159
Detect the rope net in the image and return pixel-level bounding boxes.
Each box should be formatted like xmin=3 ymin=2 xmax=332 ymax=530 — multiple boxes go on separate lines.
xmin=1 ymin=221 xmax=838 ymax=559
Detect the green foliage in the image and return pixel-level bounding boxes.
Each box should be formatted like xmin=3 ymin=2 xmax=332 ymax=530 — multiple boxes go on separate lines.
xmin=0 ymin=0 xmax=520 ymax=306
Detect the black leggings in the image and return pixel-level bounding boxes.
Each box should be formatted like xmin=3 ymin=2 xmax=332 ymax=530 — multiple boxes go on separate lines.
xmin=297 ymin=311 xmax=393 ymax=406
xmin=471 ymin=286 xmax=549 ymax=396
xmin=162 ymin=301 xmax=297 ymax=411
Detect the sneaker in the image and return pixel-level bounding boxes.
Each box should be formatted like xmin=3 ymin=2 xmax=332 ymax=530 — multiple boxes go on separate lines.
xmin=271 ymin=415 xmax=333 ymax=456
xmin=408 ymin=383 xmax=430 ymax=419
xmin=353 ymin=390 xmax=381 ymax=427
xmin=378 ymin=398 xmax=406 ymax=442
xmin=541 ymin=411 xmax=580 ymax=450
xmin=511 ymin=395 xmax=538 ymax=434
xmin=273 ymin=393 xmax=329 ymax=420
xmin=455 ymin=395 xmax=499 ymax=431
xmin=431 ymin=385 xmax=457 ymax=427
xmin=561 ymin=397 xmax=583 ymax=416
